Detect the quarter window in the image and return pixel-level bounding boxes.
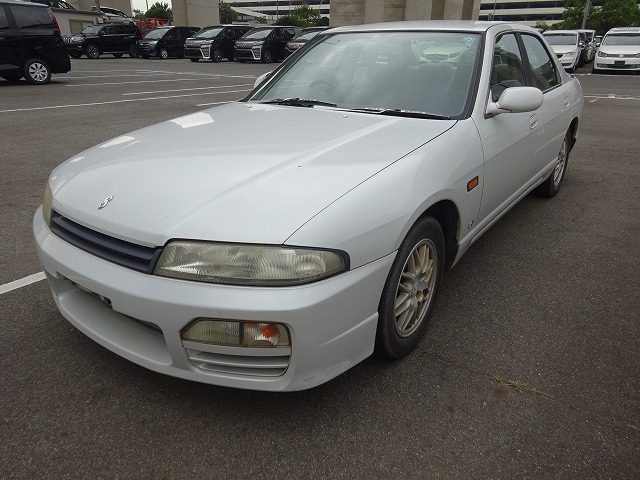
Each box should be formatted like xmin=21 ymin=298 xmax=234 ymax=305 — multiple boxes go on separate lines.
xmin=522 ymin=34 xmax=560 ymax=91
xmin=0 ymin=7 xmax=9 ymax=30
xmin=490 ymin=33 xmax=526 ymax=102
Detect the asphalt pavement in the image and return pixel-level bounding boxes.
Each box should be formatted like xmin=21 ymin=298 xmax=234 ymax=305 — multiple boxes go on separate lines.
xmin=0 ymin=58 xmax=639 ymax=479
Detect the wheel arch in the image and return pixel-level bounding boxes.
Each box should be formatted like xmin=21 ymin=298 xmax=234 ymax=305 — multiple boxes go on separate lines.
xmin=421 ymin=200 xmax=460 ymax=270
xmin=568 ymin=117 xmax=579 ymax=152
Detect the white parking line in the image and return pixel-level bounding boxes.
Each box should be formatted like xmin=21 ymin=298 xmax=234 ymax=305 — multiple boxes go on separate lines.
xmin=0 ymin=89 xmax=252 ymax=113
xmin=0 ymin=272 xmax=46 ymax=295
xmin=584 ymin=94 xmax=640 ymax=101
xmin=63 ymin=73 xmax=175 ymax=79
xmin=66 ymin=77 xmax=224 ymax=87
xmin=122 ymin=83 xmax=253 ymax=96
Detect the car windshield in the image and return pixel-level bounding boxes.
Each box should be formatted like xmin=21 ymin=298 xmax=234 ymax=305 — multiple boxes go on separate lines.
xmin=82 ymin=25 xmax=102 ymax=35
xmin=544 ymin=33 xmax=577 ymax=45
xmin=602 ymin=33 xmax=640 ymax=46
xmin=243 ymin=29 xmax=272 ymax=40
xmin=292 ymin=29 xmax=323 ymax=42
xmin=249 ymin=31 xmax=480 ymax=119
xmin=194 ymin=27 xmax=223 ymax=39
xmin=145 ymin=28 xmax=169 ymax=40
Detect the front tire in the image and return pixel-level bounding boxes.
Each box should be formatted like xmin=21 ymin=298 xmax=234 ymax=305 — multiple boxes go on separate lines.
xmin=190 ymin=58 xmax=199 ymax=62
xmin=85 ymin=44 xmax=100 ymax=59
xmin=535 ymin=130 xmax=570 ymax=198
xmin=159 ymin=48 xmax=169 ymax=59
xmin=212 ymin=48 xmax=224 ymax=62
xmin=129 ymin=45 xmax=140 ymax=58
xmin=262 ymin=50 xmax=273 ymax=63
xmin=376 ymin=216 xmax=445 ymax=358
xmin=23 ymin=58 xmax=51 ymax=85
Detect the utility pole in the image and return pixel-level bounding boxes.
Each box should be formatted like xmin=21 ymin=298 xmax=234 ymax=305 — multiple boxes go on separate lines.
xmin=581 ymin=0 xmax=591 ymax=29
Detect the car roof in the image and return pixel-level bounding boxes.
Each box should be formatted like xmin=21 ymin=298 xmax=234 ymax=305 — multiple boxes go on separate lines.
xmin=326 ymin=20 xmax=528 ymax=34
xmin=0 ymin=0 xmax=49 ymax=6
xmin=543 ymin=30 xmax=578 ymax=34
xmin=607 ymin=27 xmax=640 ymax=33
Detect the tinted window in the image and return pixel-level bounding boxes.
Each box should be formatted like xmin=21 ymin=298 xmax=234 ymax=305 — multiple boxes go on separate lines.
xmin=102 ymin=25 xmax=116 ymax=35
xmin=0 ymin=7 xmax=9 ymax=30
xmin=491 ymin=33 xmax=526 ymax=102
xmin=10 ymin=5 xmax=54 ymax=29
xmin=521 ymin=34 xmax=560 ymax=91
xmin=126 ymin=25 xmax=138 ymax=34
xmin=114 ymin=25 xmax=127 ymax=34
xmin=544 ymin=33 xmax=577 ymax=46
xmin=243 ymin=28 xmax=272 ymax=40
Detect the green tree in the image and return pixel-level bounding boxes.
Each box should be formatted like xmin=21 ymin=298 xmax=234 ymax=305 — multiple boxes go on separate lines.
xmin=219 ymin=1 xmax=238 ymax=24
xmin=133 ymin=9 xmax=145 ymax=19
xmin=275 ymin=3 xmax=323 ymax=27
xmin=556 ymin=0 xmax=640 ymax=34
xmin=145 ymin=2 xmax=171 ymax=19
xmin=590 ymin=0 xmax=640 ymax=34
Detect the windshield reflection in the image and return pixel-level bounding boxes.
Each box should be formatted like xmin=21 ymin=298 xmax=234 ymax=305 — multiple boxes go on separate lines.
xmin=249 ymin=31 xmax=479 ymax=119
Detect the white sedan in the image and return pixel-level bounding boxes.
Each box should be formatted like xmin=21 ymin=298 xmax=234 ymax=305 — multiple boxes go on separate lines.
xmin=34 ymin=21 xmax=583 ymax=391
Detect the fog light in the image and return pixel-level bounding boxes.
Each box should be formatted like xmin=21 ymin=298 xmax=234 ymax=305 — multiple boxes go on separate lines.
xmin=182 ymin=319 xmax=290 ymax=347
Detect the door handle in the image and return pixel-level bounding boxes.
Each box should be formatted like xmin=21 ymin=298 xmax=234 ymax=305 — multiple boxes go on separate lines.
xmin=530 ymin=114 xmax=538 ymax=130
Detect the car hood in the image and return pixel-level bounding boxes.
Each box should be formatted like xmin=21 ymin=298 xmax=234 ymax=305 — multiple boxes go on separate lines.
xmin=548 ymin=45 xmax=577 ymax=55
xmin=50 ymin=102 xmax=455 ymax=247
xmin=599 ymin=45 xmax=640 ymax=54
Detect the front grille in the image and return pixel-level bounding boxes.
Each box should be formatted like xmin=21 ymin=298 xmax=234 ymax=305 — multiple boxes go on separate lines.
xmin=138 ymin=43 xmax=150 ymax=53
xmin=235 ymin=49 xmax=253 ymax=59
xmin=50 ymin=211 xmax=163 ymax=273
xmin=184 ymin=343 xmax=291 ymax=377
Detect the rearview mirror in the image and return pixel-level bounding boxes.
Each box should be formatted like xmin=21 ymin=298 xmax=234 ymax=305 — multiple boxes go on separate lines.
xmin=486 ymin=87 xmax=544 ymax=116
xmin=254 ymin=71 xmax=272 ymax=89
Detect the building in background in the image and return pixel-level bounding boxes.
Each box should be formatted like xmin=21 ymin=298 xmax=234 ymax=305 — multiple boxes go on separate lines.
xmin=330 ymin=0 xmax=480 ymax=25
xmin=478 ymin=0 xmax=565 ymax=25
xmin=228 ymin=0 xmax=330 ymax=22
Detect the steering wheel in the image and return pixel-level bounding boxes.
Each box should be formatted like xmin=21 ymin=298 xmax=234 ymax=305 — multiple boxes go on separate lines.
xmin=309 ymin=79 xmax=347 ymax=102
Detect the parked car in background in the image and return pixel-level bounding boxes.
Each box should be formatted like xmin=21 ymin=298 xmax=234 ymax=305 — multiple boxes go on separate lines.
xmin=184 ymin=25 xmax=250 ymax=62
xmin=543 ymin=30 xmax=582 ymax=72
xmin=35 ymin=22 xmax=583 ymax=391
xmin=578 ymin=29 xmax=596 ymax=63
xmin=98 ymin=6 xmax=135 ymax=24
xmin=64 ymin=23 xmax=142 ymax=58
xmin=234 ymin=26 xmax=301 ymax=63
xmin=284 ymin=26 xmax=329 ymax=58
xmin=0 ymin=0 xmax=70 ymax=84
xmin=24 ymin=0 xmax=75 ymax=9
xmin=137 ymin=26 xmax=199 ymax=59
xmin=593 ymin=27 xmax=640 ymax=74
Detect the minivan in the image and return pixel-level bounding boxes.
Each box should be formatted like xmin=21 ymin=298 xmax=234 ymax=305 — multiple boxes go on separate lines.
xmin=137 ymin=26 xmax=200 ymax=59
xmin=184 ymin=25 xmax=250 ymax=62
xmin=0 ymin=0 xmax=71 ymax=84
xmin=234 ymin=26 xmax=301 ymax=63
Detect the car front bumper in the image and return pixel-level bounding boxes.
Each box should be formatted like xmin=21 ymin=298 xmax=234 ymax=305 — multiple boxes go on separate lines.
xmin=235 ymin=47 xmax=261 ymax=61
xmin=34 ymin=208 xmax=393 ymax=391
xmin=593 ymin=57 xmax=640 ymax=71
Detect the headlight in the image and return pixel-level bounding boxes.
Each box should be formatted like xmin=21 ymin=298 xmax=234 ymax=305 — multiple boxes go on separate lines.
xmin=635 ymin=53 xmax=640 ymax=58
xmin=154 ymin=241 xmax=348 ymax=286
xmin=43 ymin=183 xmax=52 ymax=227
xmin=597 ymin=50 xmax=607 ymax=58
xmin=72 ymin=36 xmax=83 ymax=44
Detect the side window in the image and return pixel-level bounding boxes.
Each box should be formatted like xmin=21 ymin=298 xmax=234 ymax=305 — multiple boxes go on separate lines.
xmin=126 ymin=25 xmax=137 ymax=35
xmin=0 ymin=7 xmax=10 ymax=30
xmin=490 ymin=33 xmax=526 ymax=102
xmin=114 ymin=25 xmax=126 ymax=35
xmin=10 ymin=5 xmax=54 ymax=29
xmin=165 ymin=29 xmax=175 ymax=39
xmin=521 ymin=34 xmax=560 ymax=92
xmin=102 ymin=26 xmax=115 ymax=35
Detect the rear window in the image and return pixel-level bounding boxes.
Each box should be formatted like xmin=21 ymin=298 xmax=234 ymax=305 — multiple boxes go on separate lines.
xmin=10 ymin=4 xmax=54 ymax=29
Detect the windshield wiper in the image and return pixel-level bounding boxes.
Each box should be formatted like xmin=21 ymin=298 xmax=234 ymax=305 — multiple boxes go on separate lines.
xmin=261 ymin=98 xmax=338 ymax=108
xmin=348 ymin=108 xmax=451 ymax=120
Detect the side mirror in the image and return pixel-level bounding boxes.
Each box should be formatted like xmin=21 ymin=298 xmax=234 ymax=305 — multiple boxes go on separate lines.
xmin=578 ymin=41 xmax=585 ymax=48
xmin=486 ymin=87 xmax=543 ymax=116
xmin=254 ymin=71 xmax=272 ymax=89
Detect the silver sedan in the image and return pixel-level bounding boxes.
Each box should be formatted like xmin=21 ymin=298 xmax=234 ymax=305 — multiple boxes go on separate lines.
xmin=34 ymin=21 xmax=583 ymax=391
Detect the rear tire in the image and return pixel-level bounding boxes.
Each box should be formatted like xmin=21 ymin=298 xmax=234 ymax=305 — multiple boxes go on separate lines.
xmin=68 ymin=51 xmax=82 ymax=59
xmin=23 ymin=58 xmax=51 ymax=85
xmin=535 ymin=131 xmax=570 ymax=198
xmin=112 ymin=53 xmax=123 ymax=58
xmin=375 ymin=216 xmax=445 ymax=359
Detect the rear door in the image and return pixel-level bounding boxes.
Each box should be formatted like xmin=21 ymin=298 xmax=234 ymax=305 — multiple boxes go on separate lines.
xmin=0 ymin=4 xmax=21 ymax=75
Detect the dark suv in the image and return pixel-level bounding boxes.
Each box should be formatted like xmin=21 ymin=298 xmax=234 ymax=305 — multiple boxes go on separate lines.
xmin=0 ymin=0 xmax=70 ymax=84
xmin=184 ymin=25 xmax=250 ymax=62
xmin=64 ymin=23 xmax=142 ymax=59
xmin=137 ymin=26 xmax=199 ymax=59
xmin=234 ymin=26 xmax=301 ymax=63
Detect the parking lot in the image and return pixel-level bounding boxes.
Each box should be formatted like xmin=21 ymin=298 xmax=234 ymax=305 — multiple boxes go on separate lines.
xmin=1 ymin=58 xmax=639 ymax=478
